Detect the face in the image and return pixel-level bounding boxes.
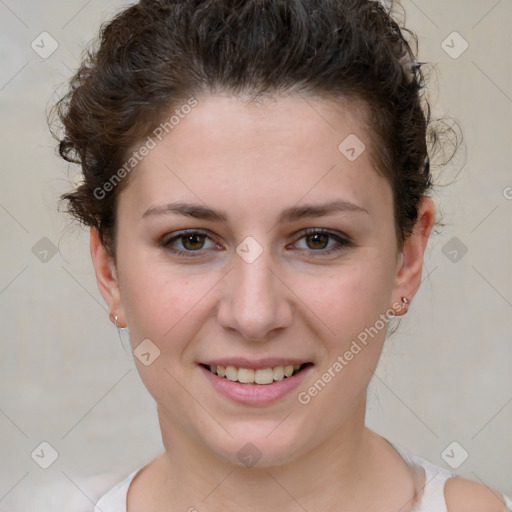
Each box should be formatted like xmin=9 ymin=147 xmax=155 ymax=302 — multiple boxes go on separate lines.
xmin=91 ymin=93 xmax=433 ymax=467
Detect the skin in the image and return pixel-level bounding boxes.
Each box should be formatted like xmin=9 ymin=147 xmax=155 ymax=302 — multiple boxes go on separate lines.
xmin=90 ymin=94 xmax=505 ymax=511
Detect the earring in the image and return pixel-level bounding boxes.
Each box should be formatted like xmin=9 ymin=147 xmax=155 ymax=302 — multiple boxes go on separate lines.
xmin=113 ymin=314 xmax=131 ymax=353
xmin=401 ymin=296 xmax=410 ymax=312
xmin=114 ymin=314 xmax=129 ymax=330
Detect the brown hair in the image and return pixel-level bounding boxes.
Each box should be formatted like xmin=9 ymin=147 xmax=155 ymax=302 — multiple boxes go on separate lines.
xmin=52 ymin=0 xmax=452 ymax=258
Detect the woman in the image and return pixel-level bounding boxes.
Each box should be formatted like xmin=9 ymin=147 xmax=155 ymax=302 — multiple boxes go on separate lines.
xmin=53 ymin=0 xmax=512 ymax=510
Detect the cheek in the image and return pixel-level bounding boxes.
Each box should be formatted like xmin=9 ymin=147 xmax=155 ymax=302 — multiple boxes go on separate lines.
xmin=117 ymin=248 xmax=220 ymax=341
xmin=293 ymin=261 xmax=396 ymax=416
xmin=294 ymin=255 xmax=396 ymax=341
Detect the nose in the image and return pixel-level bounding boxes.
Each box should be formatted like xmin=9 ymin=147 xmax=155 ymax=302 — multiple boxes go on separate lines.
xmin=216 ymin=247 xmax=293 ymax=342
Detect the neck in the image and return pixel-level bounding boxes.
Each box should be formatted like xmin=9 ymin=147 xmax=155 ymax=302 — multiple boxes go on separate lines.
xmin=153 ymin=396 xmax=380 ymax=511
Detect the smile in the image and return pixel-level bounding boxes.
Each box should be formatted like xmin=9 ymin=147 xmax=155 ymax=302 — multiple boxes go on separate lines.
xmin=201 ymin=363 xmax=311 ymax=385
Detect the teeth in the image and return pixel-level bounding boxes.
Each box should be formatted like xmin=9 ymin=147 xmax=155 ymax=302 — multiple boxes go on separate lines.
xmin=225 ymin=365 xmax=238 ymax=381
xmin=207 ymin=363 xmax=306 ymax=384
xmin=237 ymin=368 xmax=254 ymax=383
xmin=255 ymin=368 xmax=274 ymax=384
xmin=272 ymin=366 xmax=284 ymax=381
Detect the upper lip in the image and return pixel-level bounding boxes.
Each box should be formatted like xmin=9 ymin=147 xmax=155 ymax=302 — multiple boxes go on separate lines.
xmin=201 ymin=358 xmax=312 ymax=370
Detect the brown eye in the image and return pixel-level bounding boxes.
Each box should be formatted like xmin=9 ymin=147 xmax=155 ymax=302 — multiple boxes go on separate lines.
xmin=181 ymin=233 xmax=206 ymax=250
xmin=291 ymin=228 xmax=352 ymax=256
xmin=162 ymin=230 xmax=221 ymax=256
xmin=305 ymin=232 xmax=330 ymax=250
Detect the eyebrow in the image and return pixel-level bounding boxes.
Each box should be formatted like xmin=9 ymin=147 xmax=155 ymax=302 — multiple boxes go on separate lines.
xmin=141 ymin=199 xmax=368 ymax=223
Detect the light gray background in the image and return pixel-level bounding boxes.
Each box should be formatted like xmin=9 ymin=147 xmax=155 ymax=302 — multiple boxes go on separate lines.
xmin=0 ymin=1 xmax=511 ymax=510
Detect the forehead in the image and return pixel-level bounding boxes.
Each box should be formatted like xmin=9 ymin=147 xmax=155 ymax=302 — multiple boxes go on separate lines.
xmin=119 ymin=93 xmax=392 ymax=224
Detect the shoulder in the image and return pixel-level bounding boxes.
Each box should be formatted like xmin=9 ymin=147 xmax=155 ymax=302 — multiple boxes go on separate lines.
xmin=445 ymin=477 xmax=509 ymax=512
xmin=59 ymin=471 xmax=131 ymax=512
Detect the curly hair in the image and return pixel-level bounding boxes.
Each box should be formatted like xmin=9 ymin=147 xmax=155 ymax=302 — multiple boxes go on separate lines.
xmin=52 ymin=0 xmax=446 ymax=258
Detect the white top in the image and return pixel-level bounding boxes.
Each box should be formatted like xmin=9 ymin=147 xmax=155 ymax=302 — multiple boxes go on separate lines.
xmin=88 ymin=441 xmax=512 ymax=512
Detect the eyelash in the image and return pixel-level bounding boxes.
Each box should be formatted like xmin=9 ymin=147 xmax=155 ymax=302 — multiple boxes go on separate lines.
xmin=161 ymin=228 xmax=352 ymax=258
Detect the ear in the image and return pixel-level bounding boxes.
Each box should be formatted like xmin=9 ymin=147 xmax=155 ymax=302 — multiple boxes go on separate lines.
xmin=90 ymin=227 xmax=126 ymax=327
xmin=392 ymin=197 xmax=435 ymax=311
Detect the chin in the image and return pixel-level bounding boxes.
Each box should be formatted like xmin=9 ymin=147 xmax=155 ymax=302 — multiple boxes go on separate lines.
xmin=205 ymin=426 xmax=307 ymax=469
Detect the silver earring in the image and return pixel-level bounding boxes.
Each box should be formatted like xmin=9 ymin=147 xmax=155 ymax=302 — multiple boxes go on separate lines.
xmin=114 ymin=315 xmax=131 ymax=353
xmin=401 ymin=297 xmax=410 ymax=305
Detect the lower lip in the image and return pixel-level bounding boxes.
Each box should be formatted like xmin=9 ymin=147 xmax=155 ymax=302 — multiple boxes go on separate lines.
xmin=199 ymin=365 xmax=313 ymax=405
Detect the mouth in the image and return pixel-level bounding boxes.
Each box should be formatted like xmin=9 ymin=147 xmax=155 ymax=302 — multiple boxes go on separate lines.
xmin=199 ymin=362 xmax=313 ymax=385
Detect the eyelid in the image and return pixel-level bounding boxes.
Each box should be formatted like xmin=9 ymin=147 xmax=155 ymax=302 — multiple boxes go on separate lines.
xmin=299 ymin=227 xmax=351 ymax=243
xmin=162 ymin=228 xmax=212 ymax=245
